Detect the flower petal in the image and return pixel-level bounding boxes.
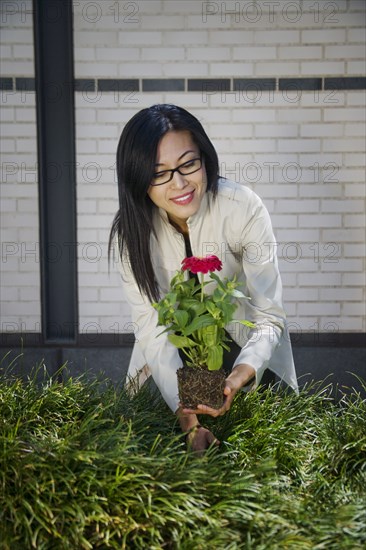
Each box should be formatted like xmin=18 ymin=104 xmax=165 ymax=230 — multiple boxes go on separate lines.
xmin=181 ymin=255 xmax=222 ymax=274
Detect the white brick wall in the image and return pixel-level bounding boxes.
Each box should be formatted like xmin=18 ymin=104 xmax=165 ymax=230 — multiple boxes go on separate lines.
xmin=0 ymin=0 xmax=40 ymax=334
xmin=1 ymin=0 xmax=365 ymax=338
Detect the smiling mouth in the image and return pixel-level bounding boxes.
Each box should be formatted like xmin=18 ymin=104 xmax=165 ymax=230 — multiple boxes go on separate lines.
xmin=171 ymin=191 xmax=194 ymax=205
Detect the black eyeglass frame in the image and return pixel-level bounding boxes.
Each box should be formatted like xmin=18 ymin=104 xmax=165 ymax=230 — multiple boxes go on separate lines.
xmin=150 ymin=157 xmax=202 ymax=186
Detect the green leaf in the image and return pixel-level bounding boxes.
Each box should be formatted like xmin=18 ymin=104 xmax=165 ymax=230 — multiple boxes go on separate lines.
xmin=200 ymin=325 xmax=218 ymax=346
xmin=184 ymin=315 xmax=215 ymax=336
xmin=219 ymin=302 xmax=238 ymax=324
xmin=212 ymin=288 xmax=225 ymax=302
xmin=207 ymin=345 xmax=223 ymax=371
xmin=229 ymin=289 xmax=246 ymax=298
xmin=168 ymin=334 xmax=196 ymax=349
xmin=210 ymin=272 xmax=227 ymax=290
xmin=170 ymin=270 xmax=186 ymax=289
xmin=205 ymin=300 xmax=221 ymax=319
xmin=157 ymin=306 xmax=173 ymax=326
xmin=165 ymin=292 xmax=177 ymax=305
xmin=179 ymin=299 xmax=206 ymax=316
xmin=173 ymin=310 xmax=189 ymax=328
xmin=234 ymin=320 xmax=256 ymax=328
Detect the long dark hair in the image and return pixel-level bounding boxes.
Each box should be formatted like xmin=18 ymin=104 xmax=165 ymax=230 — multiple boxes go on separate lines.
xmin=109 ymin=104 xmax=219 ymax=302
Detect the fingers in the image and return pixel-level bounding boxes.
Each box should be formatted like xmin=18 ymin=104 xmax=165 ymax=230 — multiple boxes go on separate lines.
xmin=180 ymin=376 xmax=242 ymax=416
xmin=188 ymin=428 xmax=220 ymax=454
xmin=207 ymin=431 xmax=220 ymax=446
xmin=180 ymin=385 xmax=236 ymax=417
xmin=180 ymin=402 xmax=221 ymax=416
xmin=181 ymin=400 xmax=231 ymax=417
xmin=197 ymin=405 xmax=222 ymax=417
xmin=182 ymin=404 xmax=222 ymax=417
xmin=181 ymin=405 xmax=205 ymax=415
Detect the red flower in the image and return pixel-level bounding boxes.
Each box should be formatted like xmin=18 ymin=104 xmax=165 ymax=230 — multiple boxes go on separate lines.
xmin=181 ymin=255 xmax=223 ymax=274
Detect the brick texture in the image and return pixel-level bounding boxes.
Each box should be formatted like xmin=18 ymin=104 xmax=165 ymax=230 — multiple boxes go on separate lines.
xmin=0 ymin=0 xmax=365 ymax=335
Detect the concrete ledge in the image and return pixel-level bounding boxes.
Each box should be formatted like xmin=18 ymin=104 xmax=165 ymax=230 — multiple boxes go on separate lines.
xmin=1 ymin=346 xmax=365 ymax=396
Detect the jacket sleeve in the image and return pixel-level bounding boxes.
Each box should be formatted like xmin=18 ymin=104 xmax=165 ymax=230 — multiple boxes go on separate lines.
xmin=115 ymin=243 xmax=182 ymax=413
xmin=232 ymin=194 xmax=288 ymax=383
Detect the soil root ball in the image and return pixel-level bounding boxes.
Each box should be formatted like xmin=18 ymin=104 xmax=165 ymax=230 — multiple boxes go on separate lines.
xmin=177 ymin=366 xmax=226 ymax=409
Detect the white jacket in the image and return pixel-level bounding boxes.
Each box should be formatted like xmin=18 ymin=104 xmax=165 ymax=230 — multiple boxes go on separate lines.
xmin=118 ymin=178 xmax=298 ymax=412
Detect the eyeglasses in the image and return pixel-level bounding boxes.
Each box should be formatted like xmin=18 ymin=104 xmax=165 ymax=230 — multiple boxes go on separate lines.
xmin=151 ymin=157 xmax=202 ymax=186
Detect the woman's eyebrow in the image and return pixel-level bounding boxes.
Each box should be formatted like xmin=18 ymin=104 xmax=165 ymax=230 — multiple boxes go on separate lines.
xmin=155 ymin=149 xmax=197 ymax=167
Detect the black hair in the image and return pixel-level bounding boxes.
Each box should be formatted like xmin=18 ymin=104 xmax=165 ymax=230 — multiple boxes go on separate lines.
xmin=108 ymin=104 xmax=219 ymax=302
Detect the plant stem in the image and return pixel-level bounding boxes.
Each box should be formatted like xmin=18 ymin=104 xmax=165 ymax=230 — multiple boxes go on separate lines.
xmin=200 ymin=273 xmax=204 ymax=302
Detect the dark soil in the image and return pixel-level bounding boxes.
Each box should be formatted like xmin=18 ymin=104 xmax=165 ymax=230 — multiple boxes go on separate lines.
xmin=177 ymin=366 xmax=226 ymax=409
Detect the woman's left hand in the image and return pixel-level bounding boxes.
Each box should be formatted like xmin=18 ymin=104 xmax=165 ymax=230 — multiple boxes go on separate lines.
xmin=181 ymin=363 xmax=255 ymax=417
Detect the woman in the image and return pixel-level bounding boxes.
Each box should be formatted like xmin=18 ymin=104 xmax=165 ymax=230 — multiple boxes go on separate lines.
xmin=110 ymin=104 xmax=298 ymax=453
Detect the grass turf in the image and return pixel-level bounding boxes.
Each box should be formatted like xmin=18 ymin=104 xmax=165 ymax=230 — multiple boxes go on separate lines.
xmin=0 ymin=364 xmax=365 ymax=549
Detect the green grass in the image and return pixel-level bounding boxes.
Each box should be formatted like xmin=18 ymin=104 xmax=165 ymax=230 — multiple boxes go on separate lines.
xmin=0 ymin=363 xmax=365 ymax=549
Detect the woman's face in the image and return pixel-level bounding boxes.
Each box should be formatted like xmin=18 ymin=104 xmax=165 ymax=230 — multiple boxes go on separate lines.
xmin=147 ymin=130 xmax=207 ymax=233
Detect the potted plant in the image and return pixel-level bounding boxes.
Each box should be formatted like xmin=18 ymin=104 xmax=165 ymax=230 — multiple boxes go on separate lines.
xmin=153 ymin=255 xmax=254 ymax=409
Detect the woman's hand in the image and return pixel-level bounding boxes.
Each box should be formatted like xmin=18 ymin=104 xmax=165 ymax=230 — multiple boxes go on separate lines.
xmin=181 ymin=363 xmax=255 ymax=417
xmin=176 ymin=408 xmax=219 ymax=455
xmin=186 ymin=425 xmax=220 ymax=455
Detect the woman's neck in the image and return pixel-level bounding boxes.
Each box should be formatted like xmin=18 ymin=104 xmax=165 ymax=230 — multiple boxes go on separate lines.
xmin=168 ymin=216 xmax=189 ymax=237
